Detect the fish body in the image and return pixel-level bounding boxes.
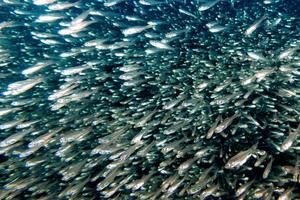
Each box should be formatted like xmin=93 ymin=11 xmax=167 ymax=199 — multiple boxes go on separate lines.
xmin=199 ymin=0 xmax=222 ymax=11
xmin=215 ymin=113 xmax=240 ymax=134
xmin=245 ymin=15 xmax=267 ymax=36
xmin=225 ymin=144 xmax=258 ymax=169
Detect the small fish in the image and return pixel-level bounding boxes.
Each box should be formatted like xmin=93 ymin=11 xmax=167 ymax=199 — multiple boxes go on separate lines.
xmin=137 ymin=140 xmax=156 ymax=156
xmin=70 ymin=8 xmax=93 ymax=25
xmin=178 ymin=148 xmax=209 ymax=175
xmin=166 ymin=177 xmax=185 ymax=197
xmin=247 ymin=52 xmax=267 ymax=61
xmin=293 ymin=156 xmax=299 ymax=182
xmin=58 ymin=20 xmax=97 ymax=35
xmin=163 ymin=120 xmax=188 ymax=135
xmin=163 ymin=95 xmax=186 ymax=110
xmin=5 ymin=177 xmax=39 ymax=190
xmin=119 ymin=71 xmax=143 ymax=80
xmin=17 ymin=119 xmax=40 ymax=129
xmin=122 ymin=24 xmax=153 ymax=36
xmin=255 ymin=68 xmax=274 ymax=82
xmin=119 ymin=143 xmax=142 ymax=161
xmin=188 ymin=174 xmax=217 ymax=195
xmin=225 ymin=143 xmax=258 ymax=169
xmin=59 ymin=178 xmax=89 ymax=197
xmin=104 ymin=0 xmax=125 ymax=7
xmin=263 ymin=156 xmax=274 ymax=179
xmin=245 ymin=15 xmax=267 ymax=36
xmin=28 ymin=128 xmax=62 ymax=148
xmin=59 ymin=128 xmax=92 ymax=144
xmin=161 ymin=138 xmax=186 ymax=154
xmin=48 ymin=83 xmax=78 ymax=101
xmin=22 ymin=61 xmax=54 ymax=76
xmin=35 ymin=13 xmax=65 ymax=23
xmin=60 ymin=160 xmax=87 ymax=181
xmin=253 ymin=188 xmax=269 ymax=199
xmin=208 ymin=24 xmax=226 ymax=33
xmin=161 ymin=173 xmax=179 ymax=191
xmin=0 ymin=21 xmax=17 ymax=30
xmin=0 ymin=128 xmax=32 ymax=147
xmin=26 ymin=156 xmax=46 ymax=167
xmin=254 ymin=153 xmax=268 ymax=167
xmin=213 ymin=78 xmax=232 ymax=93
xmin=48 ymin=1 xmax=81 ymax=11
xmin=0 ymin=107 xmax=20 ymax=117
xmin=125 ymin=15 xmax=144 ymax=22
xmin=207 ymin=115 xmax=221 ymax=139
xmin=210 ymin=93 xmax=240 ymax=105
xmin=165 ymin=28 xmax=189 ymax=38
xmin=215 ymin=112 xmax=241 ymax=134
xmin=60 ymin=64 xmax=92 ymax=76
xmin=3 ymin=77 xmax=43 ymax=96
xmin=278 ymin=187 xmax=294 ymax=200
xmin=199 ymin=184 xmax=219 ymax=200
xmin=199 ymin=0 xmax=221 ymax=11
xmin=33 ymin=0 xmax=56 ymax=5
xmin=139 ymin=0 xmax=166 ymax=6
xmin=278 ymin=47 xmax=299 ymax=60
xmin=280 ymin=126 xmax=299 ymax=152
xmin=179 ymin=9 xmax=197 ymax=18
xmin=236 ymin=179 xmax=255 ymax=197
xmin=149 ymin=40 xmax=173 ymax=50
xmin=128 ymin=171 xmax=155 ymax=191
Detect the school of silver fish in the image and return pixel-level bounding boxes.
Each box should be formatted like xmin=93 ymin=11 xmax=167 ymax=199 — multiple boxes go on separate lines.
xmin=0 ymin=0 xmax=299 ymax=199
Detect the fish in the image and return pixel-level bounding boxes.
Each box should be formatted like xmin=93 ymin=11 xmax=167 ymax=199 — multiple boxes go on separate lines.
xmin=199 ymin=0 xmax=222 ymax=11
xmin=262 ymin=156 xmax=274 ymax=179
xmin=149 ymin=40 xmax=174 ymax=50
xmin=254 ymin=153 xmax=268 ymax=167
xmin=48 ymin=1 xmax=81 ymax=11
xmin=199 ymin=184 xmax=219 ymax=200
xmin=179 ymin=9 xmax=197 ymax=19
xmin=247 ymin=52 xmax=267 ymax=61
xmin=280 ymin=126 xmax=299 ymax=152
xmin=104 ymin=0 xmax=125 ymax=7
xmin=3 ymin=77 xmax=44 ymax=96
xmin=245 ymin=15 xmax=267 ymax=36
xmin=122 ymin=24 xmax=153 ymax=36
xmin=235 ymin=179 xmax=254 ymax=197
xmin=127 ymin=171 xmax=155 ymax=191
xmin=35 ymin=13 xmax=65 ymax=23
xmin=22 ymin=60 xmax=54 ymax=76
xmin=215 ymin=112 xmax=241 ymax=134
xmin=278 ymin=47 xmax=299 ymax=60
xmin=207 ymin=115 xmax=222 ymax=139
xmin=225 ymin=143 xmax=258 ymax=169
xmin=0 ymin=107 xmax=21 ymax=117
xmin=177 ymin=148 xmax=209 ymax=175
xmin=0 ymin=128 xmax=32 ymax=147
xmin=139 ymin=0 xmax=166 ymax=6
xmin=33 ymin=0 xmax=56 ymax=6
xmin=188 ymin=173 xmax=217 ymax=195
xmin=278 ymin=187 xmax=294 ymax=200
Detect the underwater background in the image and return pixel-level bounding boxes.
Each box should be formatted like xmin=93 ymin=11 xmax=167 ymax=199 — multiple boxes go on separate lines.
xmin=0 ymin=0 xmax=299 ymax=199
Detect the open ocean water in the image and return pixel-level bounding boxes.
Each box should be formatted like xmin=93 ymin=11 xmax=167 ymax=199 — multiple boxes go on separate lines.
xmin=0 ymin=0 xmax=299 ymax=199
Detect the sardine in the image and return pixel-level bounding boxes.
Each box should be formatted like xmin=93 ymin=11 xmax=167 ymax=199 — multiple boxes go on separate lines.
xmin=225 ymin=143 xmax=258 ymax=169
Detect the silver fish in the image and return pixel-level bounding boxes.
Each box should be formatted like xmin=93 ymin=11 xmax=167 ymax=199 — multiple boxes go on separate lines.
xmin=225 ymin=143 xmax=258 ymax=169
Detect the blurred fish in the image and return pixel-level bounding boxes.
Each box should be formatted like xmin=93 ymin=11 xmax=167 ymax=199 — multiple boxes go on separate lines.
xmin=199 ymin=0 xmax=222 ymax=11
xmin=245 ymin=15 xmax=267 ymax=36
xmin=0 ymin=0 xmax=299 ymax=199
